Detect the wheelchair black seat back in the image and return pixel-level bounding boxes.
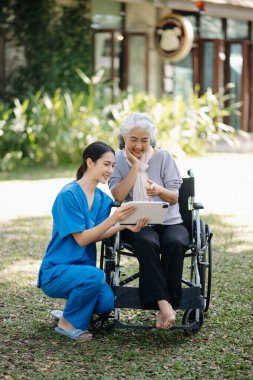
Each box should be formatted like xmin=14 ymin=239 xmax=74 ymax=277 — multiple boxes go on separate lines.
xmin=94 ymin=170 xmax=213 ymax=335
xmin=178 ymin=171 xmax=213 ymax=314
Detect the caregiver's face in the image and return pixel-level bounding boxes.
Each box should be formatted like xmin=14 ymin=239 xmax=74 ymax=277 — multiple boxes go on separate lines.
xmin=124 ymin=127 xmax=150 ymax=159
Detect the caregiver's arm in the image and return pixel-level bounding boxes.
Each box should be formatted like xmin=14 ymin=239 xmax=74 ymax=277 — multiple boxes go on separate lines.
xmin=72 ymin=205 xmax=135 ymax=246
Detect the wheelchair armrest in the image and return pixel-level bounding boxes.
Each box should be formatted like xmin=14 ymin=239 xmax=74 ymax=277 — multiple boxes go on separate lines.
xmin=193 ymin=202 xmax=204 ymax=210
xmin=112 ymin=200 xmax=122 ymax=207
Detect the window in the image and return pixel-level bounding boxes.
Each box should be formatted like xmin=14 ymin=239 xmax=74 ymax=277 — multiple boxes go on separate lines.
xmin=91 ymin=0 xmax=121 ymax=29
xmin=93 ymin=31 xmax=148 ymax=97
xmin=203 ymin=42 xmax=214 ymax=92
xmin=229 ymin=43 xmax=243 ymax=129
xmin=173 ymin=53 xmax=193 ymax=99
xmin=200 ymin=15 xmax=223 ymax=39
xmin=94 ymin=31 xmax=121 ymax=97
xmin=128 ymin=35 xmax=147 ymax=93
xmin=94 ymin=32 xmax=112 ymax=81
xmin=227 ymin=19 xmax=249 ymax=39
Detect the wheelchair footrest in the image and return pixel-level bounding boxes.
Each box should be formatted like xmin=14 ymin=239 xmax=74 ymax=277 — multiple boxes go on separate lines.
xmin=114 ymin=320 xmax=154 ymax=330
xmin=114 ymin=286 xmax=203 ymax=310
xmin=114 ymin=319 xmax=201 ymax=331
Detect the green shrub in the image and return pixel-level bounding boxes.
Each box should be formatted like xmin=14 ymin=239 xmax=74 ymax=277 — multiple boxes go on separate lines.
xmin=103 ymin=84 xmax=244 ymax=157
xmin=0 ymin=79 xmax=244 ymax=171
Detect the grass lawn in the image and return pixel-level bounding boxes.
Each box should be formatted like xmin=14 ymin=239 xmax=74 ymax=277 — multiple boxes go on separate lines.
xmin=0 ymin=164 xmax=76 ymax=181
xmin=0 ymin=212 xmax=252 ymax=379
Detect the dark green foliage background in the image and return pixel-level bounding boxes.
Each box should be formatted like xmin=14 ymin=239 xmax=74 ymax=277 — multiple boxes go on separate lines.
xmin=0 ymin=0 xmax=92 ymax=99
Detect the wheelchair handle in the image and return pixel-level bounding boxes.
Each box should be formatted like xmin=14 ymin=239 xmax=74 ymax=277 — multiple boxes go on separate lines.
xmin=187 ymin=169 xmax=194 ymax=177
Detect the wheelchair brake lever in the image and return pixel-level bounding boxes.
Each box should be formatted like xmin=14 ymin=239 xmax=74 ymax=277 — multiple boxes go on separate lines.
xmin=207 ymin=231 xmax=213 ymax=242
xmin=193 ymin=202 xmax=204 ymax=210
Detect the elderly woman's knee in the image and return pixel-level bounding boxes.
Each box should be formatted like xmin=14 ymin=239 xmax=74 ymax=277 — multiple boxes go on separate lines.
xmin=135 ymin=237 xmax=160 ymax=253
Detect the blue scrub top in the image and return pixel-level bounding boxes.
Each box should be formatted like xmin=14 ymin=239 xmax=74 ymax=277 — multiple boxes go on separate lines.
xmin=37 ymin=181 xmax=113 ymax=288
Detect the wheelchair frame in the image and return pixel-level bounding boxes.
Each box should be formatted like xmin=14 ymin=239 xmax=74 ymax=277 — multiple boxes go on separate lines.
xmin=93 ymin=170 xmax=213 ymax=335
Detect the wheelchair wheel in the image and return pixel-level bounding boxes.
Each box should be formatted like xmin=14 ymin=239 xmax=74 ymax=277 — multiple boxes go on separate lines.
xmin=182 ymin=309 xmax=204 ymax=336
xmin=89 ymin=313 xmax=114 ymax=334
xmin=104 ymin=246 xmax=115 ymax=287
xmin=198 ymin=220 xmax=212 ymax=312
xmin=204 ymin=225 xmax=212 ymax=312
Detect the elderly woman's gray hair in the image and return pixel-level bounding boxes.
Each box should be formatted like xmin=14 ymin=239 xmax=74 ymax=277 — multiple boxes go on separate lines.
xmin=118 ymin=112 xmax=157 ymax=149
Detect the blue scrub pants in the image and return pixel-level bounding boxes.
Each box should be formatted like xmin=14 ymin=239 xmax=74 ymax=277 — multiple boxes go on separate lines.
xmin=41 ymin=265 xmax=114 ymax=331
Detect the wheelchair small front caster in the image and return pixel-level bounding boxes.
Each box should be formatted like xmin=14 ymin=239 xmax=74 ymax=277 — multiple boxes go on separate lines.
xmin=182 ymin=308 xmax=204 ymax=336
xmin=89 ymin=313 xmax=115 ymax=334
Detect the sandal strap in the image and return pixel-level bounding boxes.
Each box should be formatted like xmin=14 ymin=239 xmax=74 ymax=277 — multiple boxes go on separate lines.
xmin=70 ymin=328 xmax=89 ymax=337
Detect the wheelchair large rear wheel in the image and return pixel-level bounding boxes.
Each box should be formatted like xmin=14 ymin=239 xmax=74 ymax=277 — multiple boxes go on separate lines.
xmin=199 ymin=220 xmax=212 ymax=312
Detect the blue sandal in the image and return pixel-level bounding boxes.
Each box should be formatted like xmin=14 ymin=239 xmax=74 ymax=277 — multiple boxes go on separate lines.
xmin=55 ymin=327 xmax=92 ymax=341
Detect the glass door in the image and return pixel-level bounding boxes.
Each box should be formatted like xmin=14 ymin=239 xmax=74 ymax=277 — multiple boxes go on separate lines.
xmin=197 ymin=38 xmax=244 ymax=129
xmin=127 ymin=34 xmax=148 ymax=93
xmin=174 ymin=52 xmax=193 ymax=99
xmin=224 ymin=41 xmax=248 ymax=130
xmin=198 ymin=39 xmax=225 ymax=94
xmin=93 ymin=31 xmax=149 ymax=97
xmin=228 ymin=43 xmax=243 ymax=130
xmin=94 ymin=31 xmax=112 ymax=83
xmin=93 ymin=31 xmax=122 ymax=98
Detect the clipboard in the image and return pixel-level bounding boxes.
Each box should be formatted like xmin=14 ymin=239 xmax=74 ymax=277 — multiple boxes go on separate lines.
xmin=119 ymin=201 xmax=169 ymax=225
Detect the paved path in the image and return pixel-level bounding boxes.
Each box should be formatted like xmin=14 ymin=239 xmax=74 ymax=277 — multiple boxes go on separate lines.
xmin=1 ymin=154 xmax=253 ymax=226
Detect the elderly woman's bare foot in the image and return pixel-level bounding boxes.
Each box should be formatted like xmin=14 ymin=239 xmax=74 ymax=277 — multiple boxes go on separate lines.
xmin=156 ymin=300 xmax=176 ymax=329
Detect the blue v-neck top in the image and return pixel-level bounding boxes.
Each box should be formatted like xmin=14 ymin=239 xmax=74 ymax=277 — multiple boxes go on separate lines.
xmin=37 ymin=181 xmax=112 ymax=287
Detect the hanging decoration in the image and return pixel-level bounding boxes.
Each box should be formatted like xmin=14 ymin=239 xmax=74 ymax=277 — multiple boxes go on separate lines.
xmin=154 ymin=13 xmax=194 ymax=62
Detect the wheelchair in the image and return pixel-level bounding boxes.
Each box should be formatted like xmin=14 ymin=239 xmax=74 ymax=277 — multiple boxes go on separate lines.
xmin=92 ymin=170 xmax=213 ymax=335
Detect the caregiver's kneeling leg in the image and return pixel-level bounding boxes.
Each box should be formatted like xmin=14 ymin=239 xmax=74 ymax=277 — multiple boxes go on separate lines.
xmin=42 ymin=265 xmax=114 ymax=333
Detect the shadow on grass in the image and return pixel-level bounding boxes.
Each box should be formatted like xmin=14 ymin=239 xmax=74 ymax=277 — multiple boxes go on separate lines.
xmin=0 ymin=213 xmax=251 ymax=269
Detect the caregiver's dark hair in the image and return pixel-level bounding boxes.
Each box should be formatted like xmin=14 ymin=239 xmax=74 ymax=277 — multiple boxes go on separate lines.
xmin=76 ymin=141 xmax=115 ymax=180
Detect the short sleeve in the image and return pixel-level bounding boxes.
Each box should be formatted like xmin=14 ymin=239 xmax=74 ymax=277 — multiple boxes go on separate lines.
xmin=108 ymin=152 xmax=126 ymax=191
xmin=108 ymin=166 xmax=123 ymax=191
xmin=52 ymin=190 xmax=86 ymax=239
xmin=162 ymin=152 xmax=182 ymax=191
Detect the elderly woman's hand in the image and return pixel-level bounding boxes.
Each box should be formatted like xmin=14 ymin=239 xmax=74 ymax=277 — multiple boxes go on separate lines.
xmin=146 ymin=179 xmax=163 ymax=197
xmin=125 ymin=148 xmax=140 ymax=168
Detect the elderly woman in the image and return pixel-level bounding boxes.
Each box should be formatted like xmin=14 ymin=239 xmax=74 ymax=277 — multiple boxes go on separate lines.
xmin=108 ymin=112 xmax=190 ymax=329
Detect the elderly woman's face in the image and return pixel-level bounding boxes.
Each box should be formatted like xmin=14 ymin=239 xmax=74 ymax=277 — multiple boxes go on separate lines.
xmin=124 ymin=127 xmax=151 ymax=159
